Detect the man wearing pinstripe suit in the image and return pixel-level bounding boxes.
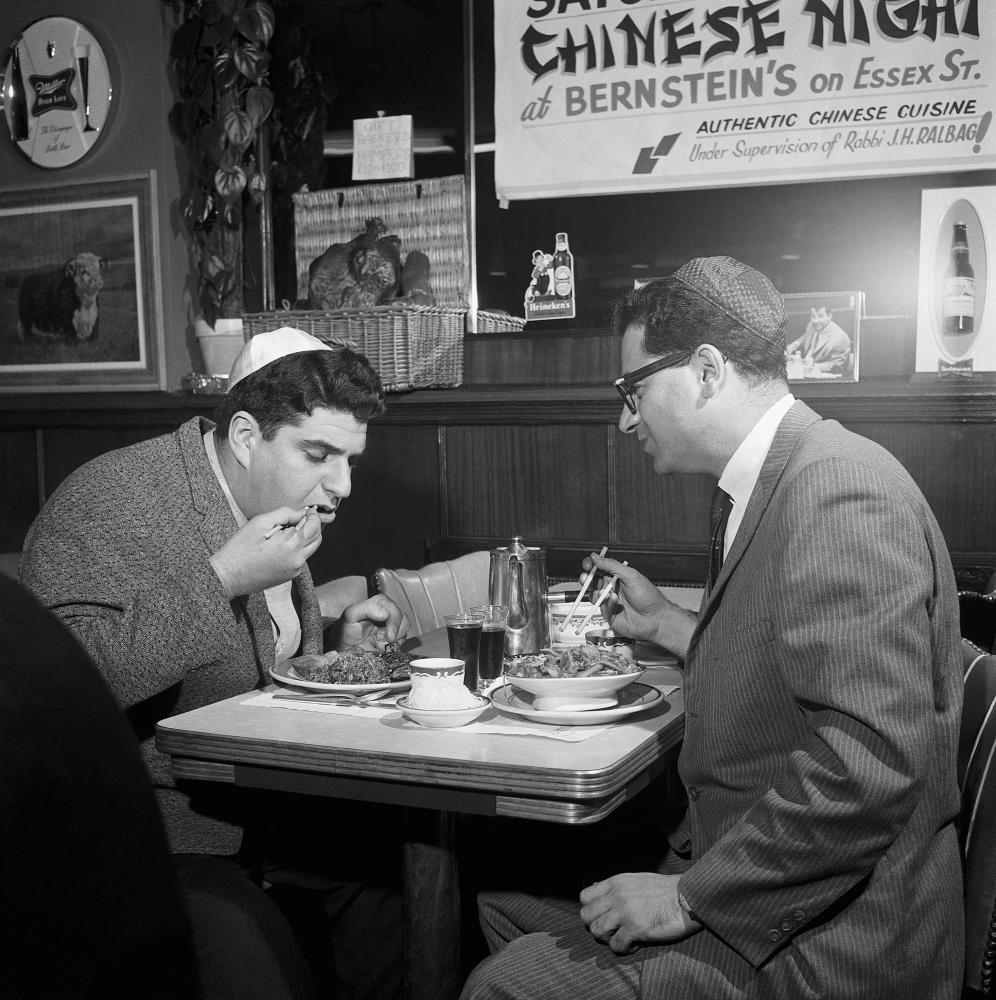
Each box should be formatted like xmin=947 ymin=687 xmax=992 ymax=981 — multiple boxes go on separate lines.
xmin=461 ymin=258 xmax=964 ymax=999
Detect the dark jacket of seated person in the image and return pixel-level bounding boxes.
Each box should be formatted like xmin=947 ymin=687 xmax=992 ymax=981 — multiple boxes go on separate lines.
xmin=0 ymin=575 xmax=200 ymax=999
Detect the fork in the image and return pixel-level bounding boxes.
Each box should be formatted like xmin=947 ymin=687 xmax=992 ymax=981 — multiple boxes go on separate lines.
xmin=272 ymin=688 xmax=396 ymax=706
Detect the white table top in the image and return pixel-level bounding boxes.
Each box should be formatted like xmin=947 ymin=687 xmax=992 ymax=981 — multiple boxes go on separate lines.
xmin=155 ymin=631 xmax=684 ymax=823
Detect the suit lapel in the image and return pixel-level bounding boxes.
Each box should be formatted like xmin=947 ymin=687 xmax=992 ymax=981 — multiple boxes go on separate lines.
xmin=295 ymin=569 xmax=323 ymax=654
xmin=690 ymin=400 xmax=822 ymax=650
xmin=178 ymin=418 xmax=276 ymax=674
xmin=179 ymin=418 xmax=239 ymax=554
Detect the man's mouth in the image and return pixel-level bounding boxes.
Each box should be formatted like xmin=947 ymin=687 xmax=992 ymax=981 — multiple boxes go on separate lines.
xmin=315 ymin=498 xmax=340 ymax=521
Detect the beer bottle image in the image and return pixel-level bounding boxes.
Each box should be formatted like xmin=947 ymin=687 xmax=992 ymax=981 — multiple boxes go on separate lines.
xmin=553 ymin=232 xmax=573 ymax=299
xmin=942 ymin=221 xmax=974 ymax=337
xmin=6 ymin=37 xmax=30 ymax=142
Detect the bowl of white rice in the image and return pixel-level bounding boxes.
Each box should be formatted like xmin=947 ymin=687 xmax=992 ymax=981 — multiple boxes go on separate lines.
xmin=398 ymin=674 xmax=489 ymax=728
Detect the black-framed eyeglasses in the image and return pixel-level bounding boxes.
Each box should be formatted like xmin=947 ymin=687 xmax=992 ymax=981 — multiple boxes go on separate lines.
xmin=613 ymin=349 xmax=694 ymax=415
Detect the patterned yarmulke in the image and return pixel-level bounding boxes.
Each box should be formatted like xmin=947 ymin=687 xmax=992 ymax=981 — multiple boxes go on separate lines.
xmin=672 ymin=256 xmax=787 ymax=346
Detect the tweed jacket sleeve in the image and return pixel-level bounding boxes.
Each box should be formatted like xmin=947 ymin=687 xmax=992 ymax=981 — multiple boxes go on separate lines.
xmin=673 ymin=406 xmax=963 ymax=971
xmin=20 ymin=418 xmax=322 ymax=709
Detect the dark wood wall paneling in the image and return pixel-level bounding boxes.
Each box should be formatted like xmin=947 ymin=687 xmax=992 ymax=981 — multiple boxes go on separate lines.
xmin=1 ymin=429 xmax=39 ymax=554
xmin=43 ymin=427 xmax=176 ymax=502
xmin=313 ymin=424 xmax=443 ymax=582
xmin=1 ymin=328 xmax=994 ymax=589
xmin=445 ymin=424 xmax=609 ymax=540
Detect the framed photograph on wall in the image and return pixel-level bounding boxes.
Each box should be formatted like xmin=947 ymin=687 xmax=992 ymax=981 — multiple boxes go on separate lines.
xmin=0 ymin=172 xmax=165 ymax=392
xmin=782 ymin=291 xmax=862 ymax=383
xmin=915 ymin=185 xmax=995 ymax=375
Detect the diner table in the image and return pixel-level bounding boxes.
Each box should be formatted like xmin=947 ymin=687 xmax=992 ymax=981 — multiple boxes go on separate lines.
xmin=155 ymin=628 xmax=685 ymax=1000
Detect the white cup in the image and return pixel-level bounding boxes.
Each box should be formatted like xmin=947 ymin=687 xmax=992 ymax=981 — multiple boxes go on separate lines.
xmin=409 ymin=657 xmax=465 ymax=680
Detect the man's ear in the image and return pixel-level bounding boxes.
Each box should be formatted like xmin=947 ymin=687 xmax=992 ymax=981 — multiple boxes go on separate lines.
xmin=227 ymin=411 xmax=259 ymax=470
xmin=696 ymin=344 xmax=726 ymax=398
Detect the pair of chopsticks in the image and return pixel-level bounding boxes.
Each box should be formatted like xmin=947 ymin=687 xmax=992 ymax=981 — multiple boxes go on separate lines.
xmin=563 ymin=546 xmax=628 ymax=635
xmin=264 ymin=505 xmax=316 ymax=540
xmin=264 ymin=499 xmax=338 ymax=540
xmin=574 ymin=561 xmax=628 ymax=635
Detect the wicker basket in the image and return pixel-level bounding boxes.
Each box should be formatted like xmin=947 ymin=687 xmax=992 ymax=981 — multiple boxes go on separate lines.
xmin=292 ymin=176 xmax=469 ymax=305
xmin=244 ymin=176 xmax=469 ymax=391
xmin=475 ymin=310 xmax=527 ymax=334
xmin=242 ymin=305 xmax=464 ymax=392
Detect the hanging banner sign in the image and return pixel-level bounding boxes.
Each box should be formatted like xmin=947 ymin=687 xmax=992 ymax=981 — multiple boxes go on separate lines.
xmin=494 ymin=0 xmax=992 ymax=202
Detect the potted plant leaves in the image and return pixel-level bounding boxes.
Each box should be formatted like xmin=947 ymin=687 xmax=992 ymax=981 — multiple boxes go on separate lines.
xmin=165 ymin=0 xmax=276 ymax=335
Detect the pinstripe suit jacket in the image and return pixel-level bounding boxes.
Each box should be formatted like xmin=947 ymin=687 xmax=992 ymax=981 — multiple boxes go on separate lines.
xmin=20 ymin=417 xmax=325 ymax=856
xmin=644 ymin=401 xmax=964 ymax=998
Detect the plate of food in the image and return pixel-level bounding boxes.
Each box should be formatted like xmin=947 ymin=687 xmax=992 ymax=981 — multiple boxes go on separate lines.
xmin=271 ymin=643 xmax=412 ymax=694
xmin=504 ymin=645 xmax=644 ymax=701
xmin=491 ymin=682 xmax=663 ymax=726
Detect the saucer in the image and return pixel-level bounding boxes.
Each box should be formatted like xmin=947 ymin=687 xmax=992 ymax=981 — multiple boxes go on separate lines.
xmin=491 ymin=682 xmax=663 ymax=726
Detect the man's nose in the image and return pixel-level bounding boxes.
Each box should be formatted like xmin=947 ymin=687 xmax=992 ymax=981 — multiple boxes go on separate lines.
xmin=618 ymin=405 xmax=640 ymax=434
xmin=323 ymin=463 xmax=352 ymax=498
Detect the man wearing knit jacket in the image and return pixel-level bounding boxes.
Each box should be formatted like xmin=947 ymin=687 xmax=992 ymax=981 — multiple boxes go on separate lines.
xmin=20 ymin=328 xmax=409 ymax=1000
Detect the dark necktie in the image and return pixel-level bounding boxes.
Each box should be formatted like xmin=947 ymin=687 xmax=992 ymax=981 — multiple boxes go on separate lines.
xmin=707 ymin=486 xmax=734 ymax=593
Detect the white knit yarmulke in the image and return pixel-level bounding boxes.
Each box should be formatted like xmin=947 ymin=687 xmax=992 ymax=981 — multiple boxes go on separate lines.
xmin=227 ymin=327 xmax=333 ymax=389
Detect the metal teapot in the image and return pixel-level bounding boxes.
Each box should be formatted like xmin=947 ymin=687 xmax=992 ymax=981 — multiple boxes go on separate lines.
xmin=488 ymin=536 xmax=549 ymax=655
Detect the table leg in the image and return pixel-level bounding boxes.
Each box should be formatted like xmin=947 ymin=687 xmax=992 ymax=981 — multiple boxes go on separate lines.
xmin=403 ymin=808 xmax=462 ymax=1000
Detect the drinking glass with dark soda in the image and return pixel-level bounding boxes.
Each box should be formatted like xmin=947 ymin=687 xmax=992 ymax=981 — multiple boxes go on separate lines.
xmin=470 ymin=604 xmax=509 ymax=693
xmin=445 ymin=612 xmax=484 ymax=692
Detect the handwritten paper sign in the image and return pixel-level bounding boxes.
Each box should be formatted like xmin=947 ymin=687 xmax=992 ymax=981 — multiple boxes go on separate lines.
xmin=352 ymin=114 xmax=414 ymax=181
xmin=494 ymin=0 xmax=993 ymax=202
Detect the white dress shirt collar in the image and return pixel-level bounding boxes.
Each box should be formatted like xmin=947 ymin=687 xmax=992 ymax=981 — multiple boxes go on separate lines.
xmin=203 ymin=430 xmax=301 ymax=663
xmin=717 ymin=393 xmax=796 ymax=557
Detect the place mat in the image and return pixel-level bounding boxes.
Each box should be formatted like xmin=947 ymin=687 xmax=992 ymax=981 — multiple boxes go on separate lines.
xmin=244 ymin=689 xmax=677 ymax=741
xmin=633 ymin=642 xmax=680 ymax=667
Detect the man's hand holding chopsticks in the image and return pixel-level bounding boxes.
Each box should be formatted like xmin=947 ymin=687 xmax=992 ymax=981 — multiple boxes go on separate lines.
xmin=582 ymin=553 xmax=696 ymax=659
xmin=210 ymin=506 xmax=324 ymax=598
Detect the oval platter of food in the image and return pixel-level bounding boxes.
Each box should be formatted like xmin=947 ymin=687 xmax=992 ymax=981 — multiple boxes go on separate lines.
xmin=491 ymin=682 xmax=663 ymax=726
xmin=271 ymin=643 xmax=412 ymax=694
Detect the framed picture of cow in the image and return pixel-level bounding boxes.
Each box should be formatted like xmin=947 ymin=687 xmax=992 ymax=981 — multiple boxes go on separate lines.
xmin=0 ymin=172 xmax=165 ymax=392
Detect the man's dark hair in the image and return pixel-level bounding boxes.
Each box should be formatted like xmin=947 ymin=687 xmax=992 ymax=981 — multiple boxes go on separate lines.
xmin=213 ymin=348 xmax=385 ymax=439
xmin=612 ymin=278 xmax=787 ymax=384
